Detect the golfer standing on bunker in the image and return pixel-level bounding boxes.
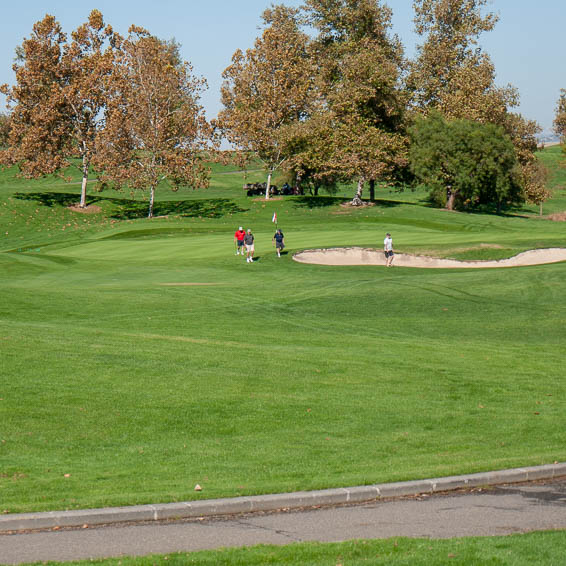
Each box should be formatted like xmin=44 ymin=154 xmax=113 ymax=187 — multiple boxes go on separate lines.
xmin=384 ymin=232 xmax=394 ymax=267
xmin=244 ymin=229 xmax=255 ymax=263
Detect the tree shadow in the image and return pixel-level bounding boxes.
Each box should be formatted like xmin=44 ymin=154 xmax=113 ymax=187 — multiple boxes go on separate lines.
xmin=111 ymin=198 xmax=247 ymax=219
xmin=13 ymin=192 xmax=248 ymax=219
xmin=14 ymin=191 xmax=99 ymax=208
xmin=455 ymin=203 xmax=530 ymax=218
xmin=372 ymin=198 xmax=410 ymax=208
xmin=293 ymin=196 xmax=349 ymax=208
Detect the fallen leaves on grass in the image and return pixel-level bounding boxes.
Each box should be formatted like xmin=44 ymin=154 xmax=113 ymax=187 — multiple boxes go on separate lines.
xmin=68 ymin=204 xmax=102 ymax=214
xmin=547 ymin=211 xmax=566 ymax=222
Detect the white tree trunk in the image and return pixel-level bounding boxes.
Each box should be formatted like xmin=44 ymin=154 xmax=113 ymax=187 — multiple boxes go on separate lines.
xmin=351 ymin=178 xmax=364 ymax=206
xmin=148 ymin=186 xmax=155 ymax=218
xmin=80 ymin=153 xmax=89 ymax=209
xmin=265 ymin=171 xmax=272 ymax=200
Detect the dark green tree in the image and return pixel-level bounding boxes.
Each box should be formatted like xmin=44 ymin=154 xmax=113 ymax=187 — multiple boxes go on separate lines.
xmin=407 ymin=0 xmax=546 ymax=210
xmin=410 ymin=112 xmax=522 ymax=212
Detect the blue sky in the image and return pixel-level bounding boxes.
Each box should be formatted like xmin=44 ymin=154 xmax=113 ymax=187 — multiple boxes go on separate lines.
xmin=1 ymin=1 xmax=563 ymax=133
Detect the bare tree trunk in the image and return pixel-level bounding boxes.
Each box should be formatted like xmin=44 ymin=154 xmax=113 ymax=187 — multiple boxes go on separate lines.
xmin=295 ymin=171 xmax=302 ymax=195
xmin=148 ymin=186 xmax=155 ymax=218
xmin=80 ymin=152 xmax=89 ymax=209
xmin=351 ymin=178 xmax=364 ymax=206
xmin=369 ymin=179 xmax=375 ymax=202
xmin=446 ymin=187 xmax=457 ymax=211
xmin=265 ymin=170 xmax=272 ymax=200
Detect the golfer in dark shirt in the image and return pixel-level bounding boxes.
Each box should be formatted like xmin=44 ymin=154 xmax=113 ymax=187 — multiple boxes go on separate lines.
xmin=272 ymin=229 xmax=285 ymax=257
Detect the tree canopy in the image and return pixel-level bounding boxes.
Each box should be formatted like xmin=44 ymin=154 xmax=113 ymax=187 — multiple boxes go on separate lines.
xmin=410 ymin=112 xmax=522 ymax=212
xmin=219 ymin=5 xmax=314 ymax=199
xmin=95 ymin=27 xmax=213 ymax=218
xmin=408 ymin=0 xmax=512 ymax=119
xmin=0 ymin=113 xmax=10 ymax=148
xmin=0 ymin=3 xmax=553 ymax=216
xmin=291 ymin=0 xmax=409 ymax=203
xmin=1 ymin=11 xmax=119 ymax=208
xmin=407 ymin=0 xmax=545 ymax=210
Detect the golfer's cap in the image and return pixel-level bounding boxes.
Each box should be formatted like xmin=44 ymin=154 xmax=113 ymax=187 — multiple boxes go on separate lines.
xmin=386 ymin=233 xmax=391 ymax=236
xmin=239 ymin=226 xmax=243 ymax=230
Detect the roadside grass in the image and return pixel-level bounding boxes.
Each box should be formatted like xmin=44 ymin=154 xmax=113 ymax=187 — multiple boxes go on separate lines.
xmin=16 ymin=531 xmax=566 ymax=565
xmin=1 ymin=148 xmax=566 ymax=513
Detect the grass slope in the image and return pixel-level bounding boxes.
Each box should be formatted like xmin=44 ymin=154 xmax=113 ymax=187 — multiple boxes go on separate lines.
xmin=1 ymin=150 xmax=566 ymax=513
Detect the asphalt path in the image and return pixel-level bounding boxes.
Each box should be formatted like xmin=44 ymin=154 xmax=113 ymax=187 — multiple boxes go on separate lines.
xmin=2 ymin=479 xmax=566 ymax=565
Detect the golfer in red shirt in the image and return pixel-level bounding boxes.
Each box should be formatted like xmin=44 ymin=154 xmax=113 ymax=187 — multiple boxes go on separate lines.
xmin=234 ymin=226 xmax=246 ymax=256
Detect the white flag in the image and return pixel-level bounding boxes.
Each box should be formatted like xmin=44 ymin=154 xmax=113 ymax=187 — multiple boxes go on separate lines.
xmin=272 ymin=212 xmax=277 ymax=223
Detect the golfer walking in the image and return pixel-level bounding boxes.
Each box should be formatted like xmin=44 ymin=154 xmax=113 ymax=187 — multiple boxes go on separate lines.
xmin=234 ymin=226 xmax=246 ymax=256
xmin=272 ymin=229 xmax=285 ymax=257
xmin=244 ymin=229 xmax=255 ymax=263
xmin=384 ymin=232 xmax=394 ymax=267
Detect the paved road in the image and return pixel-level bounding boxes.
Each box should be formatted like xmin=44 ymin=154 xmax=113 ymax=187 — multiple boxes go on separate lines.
xmin=2 ymin=480 xmax=566 ymax=565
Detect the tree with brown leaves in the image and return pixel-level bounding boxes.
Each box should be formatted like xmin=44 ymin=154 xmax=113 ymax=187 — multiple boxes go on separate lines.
xmin=1 ymin=11 xmax=118 ymax=208
xmin=219 ymin=5 xmax=314 ymax=200
xmin=296 ymin=0 xmax=409 ymax=204
xmin=95 ymin=27 xmax=212 ymax=218
xmin=554 ymin=89 xmax=566 ymax=144
xmin=63 ymin=10 xmax=118 ymax=208
xmin=1 ymin=15 xmax=68 ymax=175
xmin=407 ymin=0 xmax=509 ymax=117
xmin=0 ymin=113 xmax=10 ymax=148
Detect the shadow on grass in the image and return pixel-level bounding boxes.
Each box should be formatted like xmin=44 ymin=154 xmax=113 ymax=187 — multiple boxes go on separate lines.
xmin=293 ymin=196 xmax=349 ymax=209
xmin=111 ymin=198 xmax=247 ymax=219
xmin=14 ymin=191 xmax=96 ymax=208
xmin=462 ymin=205 xmax=529 ymax=218
xmin=14 ymin=192 xmax=248 ymax=219
xmin=293 ymin=195 xmax=418 ymax=210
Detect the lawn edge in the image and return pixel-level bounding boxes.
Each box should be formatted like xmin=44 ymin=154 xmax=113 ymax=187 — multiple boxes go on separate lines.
xmin=2 ymin=463 xmax=565 ymax=533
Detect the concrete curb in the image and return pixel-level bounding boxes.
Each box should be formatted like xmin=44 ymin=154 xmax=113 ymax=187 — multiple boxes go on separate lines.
xmin=2 ymin=463 xmax=566 ymax=533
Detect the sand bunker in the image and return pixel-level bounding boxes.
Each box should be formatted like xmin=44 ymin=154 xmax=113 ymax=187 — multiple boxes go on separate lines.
xmin=293 ymin=247 xmax=566 ymax=269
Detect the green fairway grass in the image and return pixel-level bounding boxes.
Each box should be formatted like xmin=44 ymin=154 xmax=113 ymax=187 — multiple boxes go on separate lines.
xmin=15 ymin=531 xmax=566 ymax=565
xmin=1 ymin=149 xmax=566 ymax=513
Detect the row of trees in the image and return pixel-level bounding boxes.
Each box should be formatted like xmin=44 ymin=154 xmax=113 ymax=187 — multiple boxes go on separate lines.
xmin=0 ymin=1 xmax=559 ymax=213
xmin=220 ymin=0 xmax=549 ymax=211
xmin=0 ymin=11 xmax=211 ymax=217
